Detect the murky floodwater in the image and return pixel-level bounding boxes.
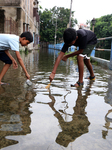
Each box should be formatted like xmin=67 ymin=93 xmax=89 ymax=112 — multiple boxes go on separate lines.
xmin=0 ymin=48 xmax=112 ymax=150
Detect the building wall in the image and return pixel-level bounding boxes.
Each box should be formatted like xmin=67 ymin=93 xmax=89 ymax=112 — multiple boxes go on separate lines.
xmin=0 ymin=0 xmax=39 ymax=50
xmin=0 ymin=10 xmax=5 ymax=33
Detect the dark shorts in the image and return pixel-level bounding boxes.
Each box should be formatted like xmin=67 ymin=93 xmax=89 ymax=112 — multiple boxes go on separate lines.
xmin=0 ymin=51 xmax=12 ymax=64
xmin=79 ymin=44 xmax=97 ymax=59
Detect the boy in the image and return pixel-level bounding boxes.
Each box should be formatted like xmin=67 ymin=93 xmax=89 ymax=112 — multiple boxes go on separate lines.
xmin=0 ymin=31 xmax=33 ymax=85
xmin=49 ymin=28 xmax=97 ymax=87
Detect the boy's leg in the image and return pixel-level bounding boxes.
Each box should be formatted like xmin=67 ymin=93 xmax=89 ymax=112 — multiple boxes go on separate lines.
xmin=82 ymin=44 xmax=96 ymax=79
xmin=0 ymin=64 xmax=11 ymax=84
xmin=74 ymin=55 xmax=84 ymax=87
xmin=0 ymin=51 xmax=12 ymax=84
xmin=84 ymin=58 xmax=94 ymax=77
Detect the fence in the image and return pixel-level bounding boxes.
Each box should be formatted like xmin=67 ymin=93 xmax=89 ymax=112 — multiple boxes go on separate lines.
xmin=4 ymin=17 xmax=18 ymax=35
xmin=90 ymin=37 xmax=112 ymax=70
xmin=48 ymin=42 xmax=76 ymax=52
xmin=91 ymin=37 xmax=112 ymax=58
xmin=48 ymin=37 xmax=112 ymax=70
xmin=48 ymin=42 xmax=64 ymax=50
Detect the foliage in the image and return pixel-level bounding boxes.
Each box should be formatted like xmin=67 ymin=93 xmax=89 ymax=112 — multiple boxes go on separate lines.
xmin=65 ymin=51 xmax=77 ymax=61
xmin=94 ymin=14 xmax=112 ymax=38
xmin=39 ymin=9 xmax=53 ymax=42
xmin=39 ymin=6 xmax=77 ymax=42
xmin=91 ymin=14 xmax=112 ymax=49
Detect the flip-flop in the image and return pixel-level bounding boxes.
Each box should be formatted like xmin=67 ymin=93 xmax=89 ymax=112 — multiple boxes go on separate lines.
xmin=71 ymin=81 xmax=84 ymax=87
xmin=85 ymin=76 xmax=95 ymax=80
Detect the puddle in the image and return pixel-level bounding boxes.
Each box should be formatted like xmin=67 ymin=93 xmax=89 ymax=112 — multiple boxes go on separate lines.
xmin=0 ymin=48 xmax=112 ymax=150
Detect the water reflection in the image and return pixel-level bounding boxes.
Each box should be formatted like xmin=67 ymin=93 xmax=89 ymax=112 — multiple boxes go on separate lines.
xmin=0 ymin=49 xmax=112 ymax=149
xmin=105 ymin=75 xmax=112 ymax=106
xmin=0 ymin=86 xmax=36 ymax=149
xmin=103 ymin=75 xmax=112 ymax=139
xmin=0 ymin=85 xmax=5 ymax=94
xmin=102 ymin=109 xmax=112 ymax=139
xmin=37 ymin=81 xmax=94 ymax=147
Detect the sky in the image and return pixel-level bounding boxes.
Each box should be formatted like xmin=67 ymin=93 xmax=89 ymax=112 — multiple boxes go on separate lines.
xmin=40 ymin=0 xmax=112 ymax=24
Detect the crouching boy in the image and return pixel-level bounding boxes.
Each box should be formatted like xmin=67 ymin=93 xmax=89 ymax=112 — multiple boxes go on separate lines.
xmin=0 ymin=31 xmax=33 ymax=85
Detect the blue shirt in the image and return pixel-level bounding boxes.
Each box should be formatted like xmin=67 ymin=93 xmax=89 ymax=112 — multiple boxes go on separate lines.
xmin=0 ymin=34 xmax=19 ymax=51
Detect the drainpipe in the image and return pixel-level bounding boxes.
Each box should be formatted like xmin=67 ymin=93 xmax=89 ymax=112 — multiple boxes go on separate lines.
xmin=28 ymin=0 xmax=30 ymax=31
xmin=25 ymin=0 xmax=27 ymax=31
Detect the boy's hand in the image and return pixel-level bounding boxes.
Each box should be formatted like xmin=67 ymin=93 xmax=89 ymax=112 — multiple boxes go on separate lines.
xmin=25 ymin=73 xmax=30 ymax=79
xmin=12 ymin=59 xmax=18 ymax=69
xmin=49 ymin=72 xmax=55 ymax=82
xmin=62 ymin=55 xmax=68 ymax=61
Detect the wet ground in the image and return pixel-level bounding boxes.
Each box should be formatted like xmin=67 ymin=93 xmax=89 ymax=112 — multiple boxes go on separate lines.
xmin=0 ymin=48 xmax=112 ymax=150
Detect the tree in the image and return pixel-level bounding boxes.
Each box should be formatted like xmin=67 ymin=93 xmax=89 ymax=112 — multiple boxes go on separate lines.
xmin=94 ymin=15 xmax=112 ymax=38
xmin=39 ymin=9 xmax=54 ymax=42
xmin=91 ymin=14 xmax=112 ymax=59
xmin=93 ymin=14 xmax=112 ymax=49
xmin=39 ymin=6 xmax=77 ymax=42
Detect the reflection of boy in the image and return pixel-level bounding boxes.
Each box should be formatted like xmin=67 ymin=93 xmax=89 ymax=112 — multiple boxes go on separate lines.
xmin=49 ymin=28 xmax=97 ymax=87
xmin=0 ymin=32 xmax=33 ymax=85
xmin=48 ymin=87 xmax=90 ymax=147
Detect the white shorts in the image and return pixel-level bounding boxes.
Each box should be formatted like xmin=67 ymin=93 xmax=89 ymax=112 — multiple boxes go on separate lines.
xmin=79 ymin=54 xmax=90 ymax=59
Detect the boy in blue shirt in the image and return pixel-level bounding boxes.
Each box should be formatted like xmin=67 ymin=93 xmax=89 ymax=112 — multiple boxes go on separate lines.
xmin=49 ymin=28 xmax=97 ymax=87
xmin=0 ymin=31 xmax=33 ymax=85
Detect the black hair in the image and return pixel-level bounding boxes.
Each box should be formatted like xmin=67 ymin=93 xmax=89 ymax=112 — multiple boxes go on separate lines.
xmin=20 ymin=31 xmax=33 ymax=43
xmin=63 ymin=28 xmax=77 ymax=44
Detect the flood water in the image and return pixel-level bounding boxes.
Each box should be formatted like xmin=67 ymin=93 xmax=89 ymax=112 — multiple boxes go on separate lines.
xmin=0 ymin=48 xmax=112 ymax=150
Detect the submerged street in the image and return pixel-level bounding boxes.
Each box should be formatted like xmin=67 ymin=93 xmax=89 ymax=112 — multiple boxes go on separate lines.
xmin=0 ymin=48 xmax=112 ymax=150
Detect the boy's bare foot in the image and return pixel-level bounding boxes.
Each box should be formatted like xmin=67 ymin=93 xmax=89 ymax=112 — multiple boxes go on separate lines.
xmin=0 ymin=82 xmax=9 ymax=85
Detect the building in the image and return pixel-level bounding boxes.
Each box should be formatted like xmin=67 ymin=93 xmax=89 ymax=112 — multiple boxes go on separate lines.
xmin=78 ymin=23 xmax=90 ymax=30
xmin=0 ymin=0 xmax=39 ymax=50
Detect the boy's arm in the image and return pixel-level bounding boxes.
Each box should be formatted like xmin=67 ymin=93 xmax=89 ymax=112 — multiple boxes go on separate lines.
xmin=49 ymin=51 xmax=65 ymax=82
xmin=15 ymin=51 xmax=30 ymax=79
xmin=5 ymin=50 xmax=18 ymax=69
xmin=62 ymin=49 xmax=84 ymax=61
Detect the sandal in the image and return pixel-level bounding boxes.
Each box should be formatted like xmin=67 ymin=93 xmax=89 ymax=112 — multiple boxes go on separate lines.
xmin=88 ymin=76 xmax=95 ymax=80
xmin=71 ymin=81 xmax=84 ymax=87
